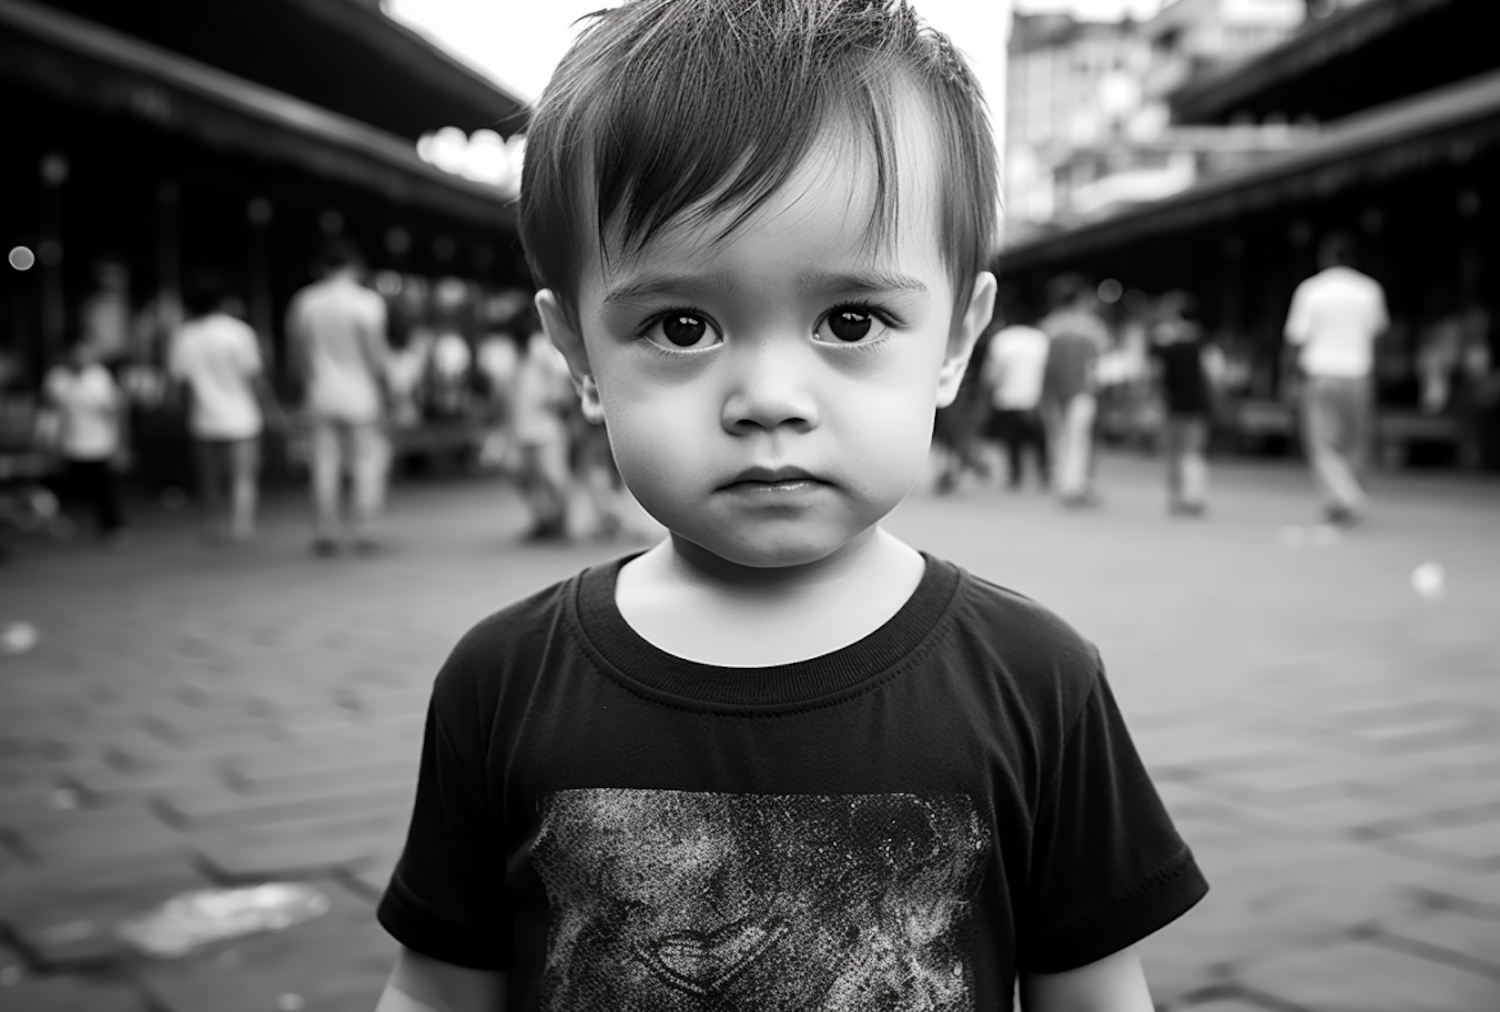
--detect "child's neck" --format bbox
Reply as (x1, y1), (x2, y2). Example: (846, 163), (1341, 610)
(615, 527), (925, 668)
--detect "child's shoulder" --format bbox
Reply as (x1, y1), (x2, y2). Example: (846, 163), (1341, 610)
(438, 569), (579, 665)
(943, 559), (1103, 706)
(429, 567), (587, 701)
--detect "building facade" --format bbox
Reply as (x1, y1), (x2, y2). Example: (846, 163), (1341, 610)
(1, 0), (531, 482)
(1006, 0), (1305, 235)
(995, 0), (1500, 471)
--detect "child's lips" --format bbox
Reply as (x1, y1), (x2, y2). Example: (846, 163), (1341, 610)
(726, 479), (823, 493)
(718, 467), (831, 498)
(724, 466), (823, 487)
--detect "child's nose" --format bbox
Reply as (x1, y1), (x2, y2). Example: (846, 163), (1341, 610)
(720, 343), (820, 435)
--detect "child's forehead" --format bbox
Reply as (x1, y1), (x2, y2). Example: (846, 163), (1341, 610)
(590, 106), (945, 281)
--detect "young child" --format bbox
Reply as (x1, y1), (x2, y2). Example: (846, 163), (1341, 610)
(44, 338), (128, 544)
(375, 3), (1206, 1011)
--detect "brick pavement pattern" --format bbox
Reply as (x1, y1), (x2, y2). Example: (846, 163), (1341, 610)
(1, 455), (1498, 1011)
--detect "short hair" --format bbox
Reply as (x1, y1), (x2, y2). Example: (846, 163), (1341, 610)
(1317, 232), (1354, 270)
(321, 237), (365, 273)
(182, 269), (230, 317)
(519, 0), (998, 326)
(1045, 273), (1091, 311)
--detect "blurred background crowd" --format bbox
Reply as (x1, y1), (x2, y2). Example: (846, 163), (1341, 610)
(1, 0), (1497, 556)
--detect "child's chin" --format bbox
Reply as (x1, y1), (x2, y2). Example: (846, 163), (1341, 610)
(693, 532), (858, 570)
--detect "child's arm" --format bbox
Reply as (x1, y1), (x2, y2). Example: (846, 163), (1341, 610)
(374, 946), (507, 1012)
(1020, 947), (1154, 1012)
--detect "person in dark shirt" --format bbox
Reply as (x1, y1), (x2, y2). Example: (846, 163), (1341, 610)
(373, 4), (1208, 1011)
(1149, 291), (1215, 516)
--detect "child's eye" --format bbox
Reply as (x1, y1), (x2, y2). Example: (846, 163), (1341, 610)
(641, 311), (721, 351)
(814, 305), (891, 345)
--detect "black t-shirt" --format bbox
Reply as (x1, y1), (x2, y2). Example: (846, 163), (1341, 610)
(378, 553), (1207, 1010)
(1152, 331), (1213, 417)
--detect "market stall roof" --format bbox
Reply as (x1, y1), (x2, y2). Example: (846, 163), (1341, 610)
(1169, 0), (1488, 126)
(0, 0), (515, 229)
(997, 67), (1500, 273)
(29, 0), (528, 140)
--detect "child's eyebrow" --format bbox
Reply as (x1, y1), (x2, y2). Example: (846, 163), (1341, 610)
(601, 268), (929, 307)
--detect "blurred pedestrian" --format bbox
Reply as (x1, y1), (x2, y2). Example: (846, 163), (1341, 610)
(570, 407), (631, 541)
(982, 313), (1050, 491)
(385, 322), (430, 434)
(1039, 275), (1109, 508)
(285, 238), (392, 556)
(1149, 291), (1213, 517)
(474, 329), (520, 472)
(43, 337), (127, 545)
(931, 342), (992, 494)
(168, 271), (280, 542)
(1284, 233), (1388, 527)
(511, 324), (574, 541)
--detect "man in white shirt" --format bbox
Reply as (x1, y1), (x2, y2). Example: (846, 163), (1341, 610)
(170, 273), (276, 542)
(285, 239), (391, 555)
(1284, 234), (1389, 526)
(981, 319), (1051, 490)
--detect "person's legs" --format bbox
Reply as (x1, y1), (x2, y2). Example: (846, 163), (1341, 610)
(1301, 378), (1366, 520)
(581, 429), (625, 538)
(1057, 394), (1097, 502)
(308, 419), (344, 547)
(194, 439), (228, 540)
(96, 461), (125, 537)
(1026, 409), (1051, 488)
(71, 459), (124, 538)
(1041, 401), (1067, 495)
(349, 422), (391, 546)
(1163, 416), (1186, 505)
(1178, 415), (1209, 512)
(537, 438), (572, 536)
(995, 410), (1024, 487)
(1345, 376), (1375, 487)
(227, 437), (261, 540)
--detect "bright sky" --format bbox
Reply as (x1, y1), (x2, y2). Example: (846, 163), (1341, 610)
(387, 0), (1166, 105)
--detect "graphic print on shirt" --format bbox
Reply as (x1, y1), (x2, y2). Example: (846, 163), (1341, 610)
(532, 789), (990, 1011)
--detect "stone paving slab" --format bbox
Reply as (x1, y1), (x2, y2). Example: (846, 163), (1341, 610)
(0, 973), (150, 1012)
(135, 879), (394, 1012)
(2, 854), (214, 968)
(1237, 936), (1500, 1012)
(1, 457), (1498, 1011)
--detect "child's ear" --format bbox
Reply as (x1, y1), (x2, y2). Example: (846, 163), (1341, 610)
(935, 271), (997, 408)
(535, 289), (605, 424)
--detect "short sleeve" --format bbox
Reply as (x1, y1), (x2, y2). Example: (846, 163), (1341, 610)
(166, 330), (189, 380)
(1285, 281), (1310, 344)
(43, 368), (66, 403)
(1019, 668), (1207, 973)
(377, 677), (512, 970)
(1371, 284), (1390, 336)
(236, 323), (263, 375)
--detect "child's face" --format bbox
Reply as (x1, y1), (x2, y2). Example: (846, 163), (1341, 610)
(541, 109), (994, 569)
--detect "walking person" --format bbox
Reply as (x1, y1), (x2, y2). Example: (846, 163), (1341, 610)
(982, 312), (1051, 490)
(43, 338), (127, 545)
(930, 341), (992, 494)
(168, 272), (279, 542)
(1284, 233), (1388, 527)
(1149, 291), (1214, 517)
(285, 238), (392, 556)
(511, 325), (574, 542)
(1039, 275), (1109, 508)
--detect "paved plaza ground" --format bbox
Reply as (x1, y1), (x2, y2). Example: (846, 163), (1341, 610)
(1, 451), (1498, 1012)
